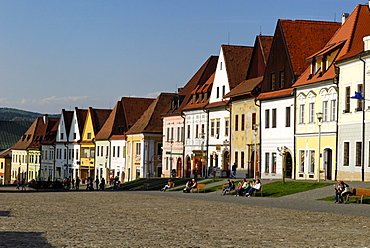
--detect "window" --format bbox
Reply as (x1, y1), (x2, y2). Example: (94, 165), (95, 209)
(280, 71), (285, 88)
(106, 146), (109, 157)
(210, 120), (215, 136)
(157, 143), (162, 155)
(272, 153), (276, 173)
(117, 146), (120, 157)
(177, 127), (181, 142)
(195, 124), (199, 138)
(201, 124), (205, 135)
(285, 107), (291, 127)
(61, 133), (64, 140)
(136, 143), (141, 155)
(357, 84), (363, 111)
(356, 142), (362, 167)
(299, 105), (305, 124)
(241, 114), (245, 131)
(265, 153), (270, 173)
(97, 146), (100, 156)
(252, 113), (256, 129)
(241, 152), (245, 168)
(166, 127), (170, 142)
(272, 109), (276, 128)
(343, 142), (349, 166)
(113, 146), (116, 157)
(75, 149), (79, 160)
(220, 62), (222, 70)
(225, 118), (229, 136)
(64, 149), (67, 160)
(234, 152), (238, 166)
(235, 115), (239, 131)
(217, 87), (220, 98)
(171, 127), (174, 141)
(299, 150), (305, 172)
(309, 150), (315, 173)
(309, 102), (315, 123)
(74, 133), (76, 139)
(322, 101), (328, 122)
(222, 85), (225, 97)
(330, 99), (336, 121)
(216, 119), (220, 137)
(68, 148), (72, 160)
(101, 146), (103, 157)
(271, 73), (275, 90)
(265, 109), (270, 128)
(87, 133), (91, 139)
(187, 125), (190, 139)
(345, 86), (350, 112)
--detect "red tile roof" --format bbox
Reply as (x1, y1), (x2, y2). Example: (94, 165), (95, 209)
(89, 108), (112, 135)
(126, 93), (177, 135)
(223, 76), (263, 98)
(280, 19), (341, 77)
(95, 97), (155, 140)
(257, 88), (294, 100)
(182, 72), (214, 111)
(222, 45), (253, 88)
(294, 5), (370, 87)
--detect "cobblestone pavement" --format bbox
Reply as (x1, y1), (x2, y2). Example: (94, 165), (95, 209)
(1, 189), (370, 248)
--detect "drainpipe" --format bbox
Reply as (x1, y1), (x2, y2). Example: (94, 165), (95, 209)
(334, 65), (340, 181)
(180, 111), (186, 178)
(360, 56), (366, 182)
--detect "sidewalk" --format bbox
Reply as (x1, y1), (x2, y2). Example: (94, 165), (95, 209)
(132, 179), (370, 218)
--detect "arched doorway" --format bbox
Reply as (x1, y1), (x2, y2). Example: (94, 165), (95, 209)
(186, 156), (191, 178)
(223, 151), (230, 171)
(324, 148), (333, 180)
(176, 158), (182, 177)
(284, 152), (292, 179)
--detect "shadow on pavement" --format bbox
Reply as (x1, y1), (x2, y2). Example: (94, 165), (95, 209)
(0, 231), (54, 247)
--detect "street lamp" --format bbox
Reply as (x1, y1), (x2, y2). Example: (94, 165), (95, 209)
(253, 124), (258, 179)
(316, 112), (323, 182)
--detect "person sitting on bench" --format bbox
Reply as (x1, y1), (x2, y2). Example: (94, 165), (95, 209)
(245, 179), (261, 197)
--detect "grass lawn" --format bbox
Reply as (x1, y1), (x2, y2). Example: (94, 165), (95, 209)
(204, 181), (333, 196)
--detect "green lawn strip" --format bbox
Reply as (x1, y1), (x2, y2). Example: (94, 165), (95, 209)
(318, 187), (370, 204)
(204, 181), (332, 196)
(260, 181), (333, 197)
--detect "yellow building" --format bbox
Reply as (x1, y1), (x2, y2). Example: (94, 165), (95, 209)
(125, 93), (176, 181)
(224, 77), (262, 178)
(79, 107), (111, 179)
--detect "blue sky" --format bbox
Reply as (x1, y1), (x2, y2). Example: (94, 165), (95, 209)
(0, 0), (363, 114)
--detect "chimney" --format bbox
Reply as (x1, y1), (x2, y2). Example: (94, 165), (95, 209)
(43, 114), (48, 124)
(364, 35), (370, 52)
(342, 13), (349, 24)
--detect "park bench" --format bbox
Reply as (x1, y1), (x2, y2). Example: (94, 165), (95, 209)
(192, 183), (205, 193)
(345, 188), (370, 204)
(221, 184), (235, 195)
(252, 185), (263, 197)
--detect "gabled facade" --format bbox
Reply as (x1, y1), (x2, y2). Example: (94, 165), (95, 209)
(40, 117), (60, 180)
(225, 35), (273, 178)
(182, 74), (214, 178)
(126, 93), (175, 180)
(79, 108), (111, 179)
(0, 148), (11, 184)
(11, 115), (59, 182)
(258, 19), (341, 179)
(293, 5), (370, 181)
(162, 55), (218, 178)
(206, 45), (253, 177)
(54, 109), (73, 179)
(335, 4), (370, 181)
(95, 97), (154, 182)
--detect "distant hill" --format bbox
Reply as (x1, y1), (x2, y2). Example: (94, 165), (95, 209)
(0, 108), (60, 122)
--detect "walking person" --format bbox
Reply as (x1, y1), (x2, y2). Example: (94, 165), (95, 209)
(100, 177), (105, 190)
(95, 176), (100, 191)
(231, 162), (237, 178)
(21, 178), (26, 191)
(76, 176), (80, 190)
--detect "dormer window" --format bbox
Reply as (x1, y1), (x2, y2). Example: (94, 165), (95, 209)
(322, 57), (327, 73)
(192, 94), (196, 104)
(311, 58), (316, 75)
(199, 93), (202, 103)
(204, 92), (208, 101)
(271, 73), (276, 90)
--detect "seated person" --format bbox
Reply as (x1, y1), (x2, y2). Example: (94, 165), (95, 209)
(183, 180), (193, 193)
(245, 179), (261, 197)
(185, 179), (197, 193)
(161, 179), (174, 192)
(235, 179), (250, 197)
(222, 179), (235, 195)
(334, 181), (351, 203)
